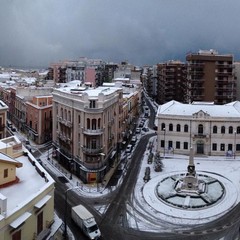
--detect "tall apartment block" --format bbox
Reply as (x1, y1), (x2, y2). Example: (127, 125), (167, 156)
(103, 63), (118, 82)
(47, 58), (106, 86)
(156, 61), (187, 104)
(141, 66), (158, 101)
(234, 61), (240, 100)
(52, 82), (124, 184)
(186, 50), (236, 104)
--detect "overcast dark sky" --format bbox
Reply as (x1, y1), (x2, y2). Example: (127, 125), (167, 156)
(0, 0), (240, 68)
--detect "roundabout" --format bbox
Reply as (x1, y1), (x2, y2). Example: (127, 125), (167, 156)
(142, 148), (239, 225)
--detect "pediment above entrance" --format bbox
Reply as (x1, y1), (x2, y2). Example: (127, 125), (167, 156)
(192, 110), (210, 119)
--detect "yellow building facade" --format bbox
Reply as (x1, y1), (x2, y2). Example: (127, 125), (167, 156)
(0, 136), (55, 240)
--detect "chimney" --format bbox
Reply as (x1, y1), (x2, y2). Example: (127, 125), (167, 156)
(0, 193), (7, 216)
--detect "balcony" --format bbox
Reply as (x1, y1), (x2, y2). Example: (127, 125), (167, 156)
(82, 146), (103, 155)
(216, 78), (235, 83)
(193, 133), (209, 139)
(194, 134), (206, 138)
(57, 117), (72, 128)
(57, 132), (71, 143)
(216, 63), (233, 67)
(83, 106), (103, 113)
(190, 78), (205, 82)
(82, 128), (103, 135)
(191, 85), (204, 90)
(216, 72), (231, 76)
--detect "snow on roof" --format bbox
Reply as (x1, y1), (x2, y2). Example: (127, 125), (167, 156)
(0, 73), (11, 79)
(157, 100), (240, 118)
(19, 77), (36, 83)
(57, 81), (121, 97)
(113, 77), (130, 81)
(9, 212), (32, 228)
(0, 152), (54, 216)
(0, 153), (22, 167)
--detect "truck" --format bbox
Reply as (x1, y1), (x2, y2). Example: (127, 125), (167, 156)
(71, 204), (101, 240)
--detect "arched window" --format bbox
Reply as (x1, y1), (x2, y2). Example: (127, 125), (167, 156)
(221, 126), (225, 134)
(61, 108), (63, 118)
(213, 126), (217, 134)
(92, 119), (97, 130)
(198, 124), (203, 134)
(229, 126), (233, 134)
(98, 118), (101, 128)
(237, 126), (240, 134)
(184, 124), (188, 132)
(176, 124), (181, 132)
(87, 118), (90, 129)
(64, 109), (67, 120)
(169, 123), (173, 131)
(68, 110), (71, 122)
(161, 123), (165, 130)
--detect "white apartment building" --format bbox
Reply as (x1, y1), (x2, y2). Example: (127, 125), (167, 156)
(52, 81), (123, 184)
(156, 100), (240, 157)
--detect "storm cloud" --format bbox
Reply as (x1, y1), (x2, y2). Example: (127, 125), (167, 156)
(0, 0), (240, 68)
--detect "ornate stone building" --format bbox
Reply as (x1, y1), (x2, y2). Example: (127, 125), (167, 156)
(157, 100), (240, 157)
(52, 81), (124, 183)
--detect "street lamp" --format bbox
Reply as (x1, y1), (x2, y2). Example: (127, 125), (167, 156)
(63, 186), (79, 239)
(47, 146), (50, 160)
(69, 161), (73, 180)
(234, 131), (236, 159)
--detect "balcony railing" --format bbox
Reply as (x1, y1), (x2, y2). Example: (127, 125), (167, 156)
(193, 133), (208, 138)
(82, 146), (103, 155)
(82, 128), (103, 135)
(57, 116), (72, 127)
(57, 132), (71, 143)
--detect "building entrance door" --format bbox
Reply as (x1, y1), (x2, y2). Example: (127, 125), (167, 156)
(197, 141), (204, 154)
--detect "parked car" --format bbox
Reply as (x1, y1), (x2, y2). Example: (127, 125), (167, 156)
(126, 144), (133, 153)
(131, 136), (137, 145)
(11, 127), (16, 132)
(142, 127), (149, 132)
(144, 112), (149, 118)
(136, 128), (141, 134)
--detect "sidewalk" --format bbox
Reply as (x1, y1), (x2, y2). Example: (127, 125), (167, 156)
(39, 147), (122, 197)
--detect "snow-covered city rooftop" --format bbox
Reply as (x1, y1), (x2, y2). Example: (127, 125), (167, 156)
(0, 149), (54, 217)
(157, 100), (240, 118)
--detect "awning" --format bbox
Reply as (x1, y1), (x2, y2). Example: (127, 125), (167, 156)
(34, 195), (51, 209)
(10, 212), (31, 228)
